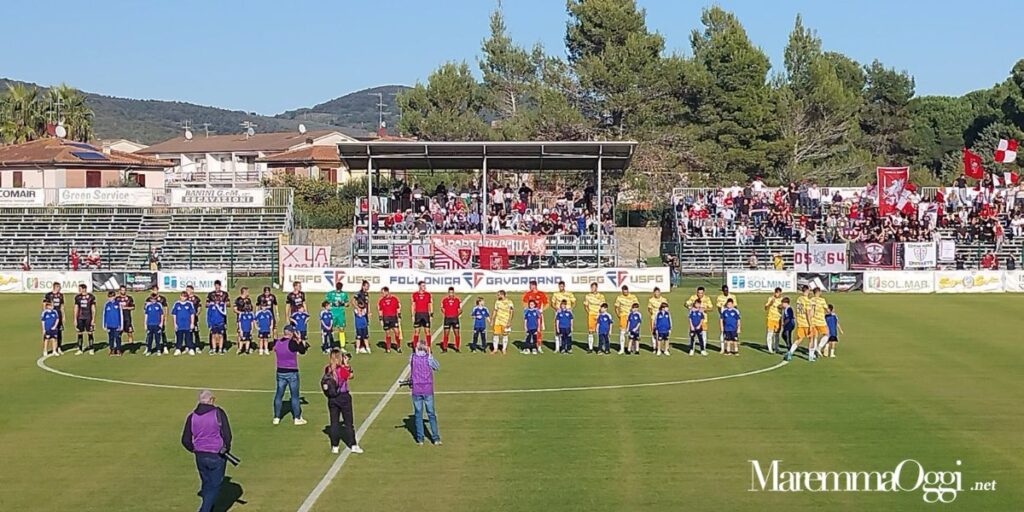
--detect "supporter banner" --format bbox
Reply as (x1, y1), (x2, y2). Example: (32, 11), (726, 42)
(797, 272), (863, 292)
(0, 188), (45, 206)
(726, 271), (797, 293)
(1003, 271), (1024, 292)
(283, 267), (670, 293)
(863, 271), (934, 293)
(431, 235), (545, 256)
(169, 188), (266, 207)
(158, 270), (227, 292)
(391, 244), (432, 269)
(479, 246), (509, 270)
(432, 245), (470, 270)
(876, 166), (909, 216)
(849, 242), (900, 270)
(57, 188), (154, 207)
(280, 245), (331, 269)
(903, 242), (937, 269)
(939, 240), (956, 262)
(0, 271), (23, 293)
(792, 243), (847, 272)
(934, 270), (1004, 294)
(22, 271), (93, 293)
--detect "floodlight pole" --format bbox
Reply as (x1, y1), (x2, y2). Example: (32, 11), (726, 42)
(596, 149), (603, 265)
(481, 155), (488, 243)
(367, 156), (374, 267)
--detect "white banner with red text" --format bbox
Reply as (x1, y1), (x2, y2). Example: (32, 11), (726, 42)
(430, 234), (545, 256)
(792, 243), (847, 272)
(282, 267), (670, 293)
(279, 244), (331, 280)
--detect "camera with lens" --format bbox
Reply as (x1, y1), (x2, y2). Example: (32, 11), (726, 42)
(398, 379), (413, 388)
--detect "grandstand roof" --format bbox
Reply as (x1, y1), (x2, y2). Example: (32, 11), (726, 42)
(336, 141), (637, 171)
(139, 130), (346, 155)
(0, 138), (171, 169)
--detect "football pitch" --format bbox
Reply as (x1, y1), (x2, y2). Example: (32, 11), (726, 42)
(1, 279), (1021, 511)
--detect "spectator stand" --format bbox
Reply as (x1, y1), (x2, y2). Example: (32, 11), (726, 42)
(338, 141), (636, 268)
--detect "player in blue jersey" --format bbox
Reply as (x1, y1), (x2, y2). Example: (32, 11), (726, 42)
(290, 303), (310, 343)
(41, 301), (60, 357)
(688, 302), (707, 356)
(554, 300), (574, 354)
(255, 303), (274, 355)
(102, 291), (124, 356)
(319, 301), (336, 354)
(144, 298), (164, 356)
(237, 306), (255, 355)
(171, 292), (196, 355)
(596, 304), (613, 355)
(654, 303), (672, 356)
(626, 303), (642, 355)
(522, 300), (541, 354)
(353, 301), (371, 354)
(206, 300), (227, 355)
(824, 304), (844, 358)
(780, 297), (795, 353)
(720, 298), (741, 356)
(469, 298), (490, 353)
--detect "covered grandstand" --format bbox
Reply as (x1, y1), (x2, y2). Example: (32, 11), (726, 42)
(336, 140), (637, 268)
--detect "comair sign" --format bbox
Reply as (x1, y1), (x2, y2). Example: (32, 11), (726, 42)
(0, 188), (45, 206)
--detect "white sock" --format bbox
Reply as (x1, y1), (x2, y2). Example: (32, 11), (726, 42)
(588, 334), (593, 350)
(618, 332), (625, 351)
(766, 332), (774, 351)
(502, 336), (508, 350)
(492, 335), (498, 351)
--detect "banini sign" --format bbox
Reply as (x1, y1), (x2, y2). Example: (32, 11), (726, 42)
(169, 188), (266, 207)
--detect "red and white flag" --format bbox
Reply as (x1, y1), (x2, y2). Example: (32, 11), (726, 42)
(995, 139), (1018, 163)
(963, 148), (984, 179)
(876, 166), (909, 216)
(993, 172), (1020, 187)
(433, 245), (472, 269)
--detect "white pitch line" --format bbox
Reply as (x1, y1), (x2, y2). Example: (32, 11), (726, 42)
(294, 294), (473, 512)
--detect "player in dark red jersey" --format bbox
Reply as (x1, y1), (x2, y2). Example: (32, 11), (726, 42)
(377, 287), (401, 353)
(116, 286), (136, 349)
(286, 281), (306, 317)
(440, 287), (462, 353)
(73, 284), (97, 355)
(410, 281), (433, 349)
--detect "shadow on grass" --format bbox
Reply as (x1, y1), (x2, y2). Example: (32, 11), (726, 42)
(397, 414), (437, 444)
(213, 476), (245, 511)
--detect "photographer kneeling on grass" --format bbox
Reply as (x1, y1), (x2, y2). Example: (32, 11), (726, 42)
(181, 389), (232, 512)
(321, 349), (363, 454)
(407, 340), (441, 445)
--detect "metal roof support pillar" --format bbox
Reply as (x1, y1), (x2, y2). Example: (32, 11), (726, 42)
(366, 156), (374, 267)
(596, 151), (603, 266)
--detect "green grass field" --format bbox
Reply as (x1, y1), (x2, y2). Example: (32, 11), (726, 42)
(1, 279), (1021, 511)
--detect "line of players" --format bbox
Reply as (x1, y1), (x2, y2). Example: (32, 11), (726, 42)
(39, 278), (844, 360)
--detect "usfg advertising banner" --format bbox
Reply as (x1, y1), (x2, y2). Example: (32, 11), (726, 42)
(283, 267), (670, 293)
(934, 270), (1004, 294)
(863, 271), (934, 293)
(158, 270), (227, 292)
(725, 271), (797, 292)
(22, 271), (93, 292)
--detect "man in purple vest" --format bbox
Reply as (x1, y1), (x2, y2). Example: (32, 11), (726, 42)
(409, 340), (441, 445)
(181, 389), (232, 512)
(273, 325), (308, 425)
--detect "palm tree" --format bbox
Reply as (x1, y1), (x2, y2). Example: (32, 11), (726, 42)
(0, 83), (44, 143)
(48, 84), (94, 142)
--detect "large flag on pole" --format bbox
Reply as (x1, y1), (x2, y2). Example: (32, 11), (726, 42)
(877, 166), (909, 216)
(962, 148), (984, 179)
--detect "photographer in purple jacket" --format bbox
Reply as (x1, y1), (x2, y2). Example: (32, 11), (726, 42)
(181, 389), (232, 512)
(408, 340), (441, 445)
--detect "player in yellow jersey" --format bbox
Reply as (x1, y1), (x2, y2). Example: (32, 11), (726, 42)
(582, 282), (605, 353)
(491, 290), (514, 354)
(785, 285), (815, 361)
(613, 285), (639, 354)
(764, 287), (783, 353)
(550, 281), (576, 352)
(714, 285), (738, 354)
(646, 287), (669, 353)
(811, 287), (829, 358)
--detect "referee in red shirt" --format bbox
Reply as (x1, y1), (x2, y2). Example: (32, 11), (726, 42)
(410, 281), (433, 350)
(440, 287), (462, 352)
(377, 288), (401, 353)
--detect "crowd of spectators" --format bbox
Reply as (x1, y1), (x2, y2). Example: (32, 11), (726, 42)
(366, 179), (614, 238)
(673, 175), (1024, 248)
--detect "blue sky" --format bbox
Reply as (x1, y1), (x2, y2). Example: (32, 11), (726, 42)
(3, 0), (1019, 114)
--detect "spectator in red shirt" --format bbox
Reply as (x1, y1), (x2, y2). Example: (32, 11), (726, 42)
(440, 287), (462, 352)
(980, 252), (997, 270)
(411, 282), (433, 350)
(69, 249), (80, 271)
(377, 287), (401, 353)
